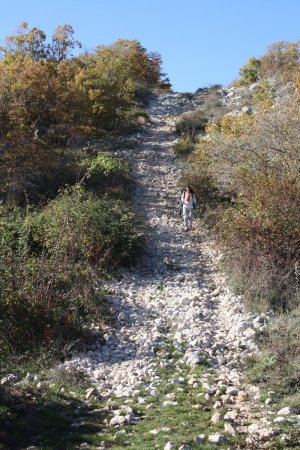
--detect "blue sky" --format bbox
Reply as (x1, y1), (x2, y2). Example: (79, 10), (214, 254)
(0, 0), (299, 92)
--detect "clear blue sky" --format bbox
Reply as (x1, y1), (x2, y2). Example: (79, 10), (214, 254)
(0, 0), (299, 92)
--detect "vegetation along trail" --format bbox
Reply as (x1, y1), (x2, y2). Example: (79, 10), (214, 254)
(59, 92), (286, 449)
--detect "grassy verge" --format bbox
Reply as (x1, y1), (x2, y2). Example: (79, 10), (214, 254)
(0, 353), (245, 449)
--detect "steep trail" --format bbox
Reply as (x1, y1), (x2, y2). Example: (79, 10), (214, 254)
(63, 92), (277, 448)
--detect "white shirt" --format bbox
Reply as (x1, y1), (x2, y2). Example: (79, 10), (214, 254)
(181, 191), (196, 209)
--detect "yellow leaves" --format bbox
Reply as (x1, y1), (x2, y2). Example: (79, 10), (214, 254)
(218, 112), (254, 137)
(87, 88), (103, 101)
(253, 80), (275, 110)
(201, 113), (255, 140)
(260, 40), (300, 80)
(205, 121), (219, 135)
(194, 148), (206, 159)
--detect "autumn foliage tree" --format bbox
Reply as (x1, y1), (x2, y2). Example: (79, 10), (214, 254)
(0, 24), (155, 357)
(0, 23), (169, 203)
(260, 40), (300, 79)
(0, 24), (168, 139)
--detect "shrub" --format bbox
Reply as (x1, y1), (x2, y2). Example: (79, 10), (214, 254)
(176, 110), (208, 139)
(253, 79), (276, 109)
(124, 108), (150, 123)
(82, 152), (129, 177)
(80, 152), (132, 198)
(119, 108), (150, 134)
(260, 40), (300, 80)
(247, 314), (300, 398)
(239, 57), (261, 85)
(173, 137), (194, 157)
(31, 188), (144, 266)
(201, 91), (224, 120)
(217, 174), (300, 311)
(0, 189), (144, 356)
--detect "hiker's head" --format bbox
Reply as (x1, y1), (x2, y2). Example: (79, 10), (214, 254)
(185, 186), (192, 192)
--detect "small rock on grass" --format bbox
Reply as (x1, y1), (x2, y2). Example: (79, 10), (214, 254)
(164, 443), (174, 450)
(277, 407), (292, 416)
(194, 434), (205, 443)
(208, 434), (226, 444)
(149, 429), (159, 434)
(224, 422), (236, 435)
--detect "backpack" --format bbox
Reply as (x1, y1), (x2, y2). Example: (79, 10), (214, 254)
(179, 188), (196, 211)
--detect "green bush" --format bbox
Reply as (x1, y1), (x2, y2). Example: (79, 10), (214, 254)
(82, 152), (129, 177)
(80, 152), (132, 198)
(173, 137), (194, 157)
(31, 188), (144, 266)
(247, 314), (300, 398)
(0, 189), (144, 356)
(239, 57), (261, 85)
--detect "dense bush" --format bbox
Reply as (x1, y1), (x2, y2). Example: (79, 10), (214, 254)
(80, 152), (132, 198)
(247, 314), (300, 397)
(31, 188), (144, 266)
(238, 57), (261, 85)
(260, 40), (300, 80)
(0, 189), (144, 356)
(0, 144), (81, 205)
(173, 137), (195, 157)
(175, 109), (208, 140)
(216, 173), (300, 311)
(183, 71), (300, 310)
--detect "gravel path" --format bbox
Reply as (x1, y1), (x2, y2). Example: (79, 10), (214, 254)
(62, 92), (280, 447)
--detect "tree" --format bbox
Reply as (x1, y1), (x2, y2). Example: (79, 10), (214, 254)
(0, 22), (47, 61)
(260, 40), (300, 79)
(49, 24), (81, 62)
(239, 57), (261, 84)
(110, 39), (167, 88)
(80, 47), (135, 129)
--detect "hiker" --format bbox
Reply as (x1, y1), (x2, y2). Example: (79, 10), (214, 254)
(180, 186), (196, 231)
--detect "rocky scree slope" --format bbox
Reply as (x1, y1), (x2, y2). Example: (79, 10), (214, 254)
(60, 91), (289, 448)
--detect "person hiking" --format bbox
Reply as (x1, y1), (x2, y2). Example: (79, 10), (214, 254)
(180, 186), (196, 231)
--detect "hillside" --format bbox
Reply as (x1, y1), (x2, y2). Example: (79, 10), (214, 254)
(0, 31), (300, 449)
(0, 91), (298, 449)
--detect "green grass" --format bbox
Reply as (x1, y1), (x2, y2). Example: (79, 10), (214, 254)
(0, 360), (245, 450)
(4, 337), (298, 449)
(95, 363), (242, 450)
(269, 422), (300, 449)
(4, 343), (299, 449)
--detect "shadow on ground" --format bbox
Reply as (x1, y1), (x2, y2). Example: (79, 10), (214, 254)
(0, 384), (104, 450)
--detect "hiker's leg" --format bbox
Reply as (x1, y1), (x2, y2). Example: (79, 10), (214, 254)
(183, 207), (189, 230)
(188, 208), (193, 229)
